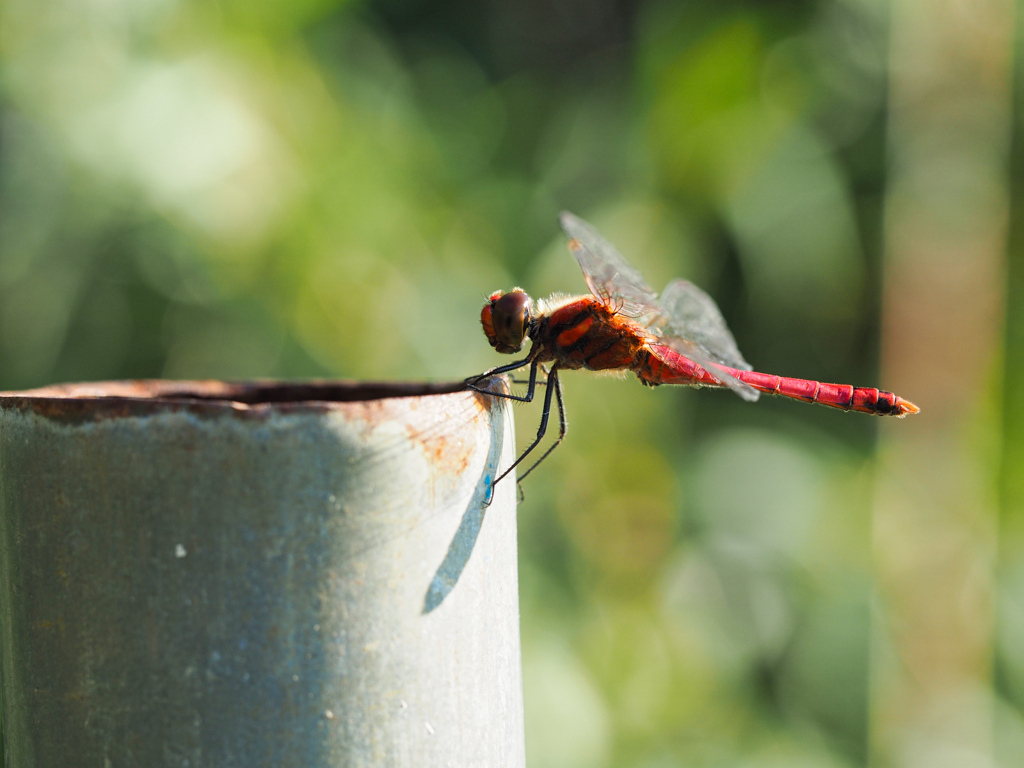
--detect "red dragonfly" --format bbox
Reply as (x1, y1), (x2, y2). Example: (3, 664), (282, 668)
(466, 211), (919, 488)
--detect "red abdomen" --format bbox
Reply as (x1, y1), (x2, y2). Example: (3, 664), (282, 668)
(639, 345), (919, 417)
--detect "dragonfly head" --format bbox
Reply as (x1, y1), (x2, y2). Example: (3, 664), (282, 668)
(481, 289), (532, 354)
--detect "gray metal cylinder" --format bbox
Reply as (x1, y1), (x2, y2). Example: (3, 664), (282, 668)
(0, 380), (523, 767)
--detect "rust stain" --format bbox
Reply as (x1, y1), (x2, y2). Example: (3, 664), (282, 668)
(403, 389), (493, 476)
(417, 431), (451, 464)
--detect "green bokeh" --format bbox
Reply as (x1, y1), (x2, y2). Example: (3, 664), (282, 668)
(1, 0), (1020, 765)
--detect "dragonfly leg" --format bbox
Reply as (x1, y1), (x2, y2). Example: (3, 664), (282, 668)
(489, 366), (561, 492)
(509, 364), (550, 387)
(465, 357), (539, 404)
(516, 370), (565, 483)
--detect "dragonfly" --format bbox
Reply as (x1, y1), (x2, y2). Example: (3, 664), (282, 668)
(465, 211), (919, 490)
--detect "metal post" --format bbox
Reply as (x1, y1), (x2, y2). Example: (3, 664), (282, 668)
(0, 380), (523, 767)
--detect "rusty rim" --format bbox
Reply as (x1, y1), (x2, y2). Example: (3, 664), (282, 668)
(0, 379), (492, 421)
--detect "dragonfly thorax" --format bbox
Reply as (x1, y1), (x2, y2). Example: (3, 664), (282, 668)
(481, 289), (534, 354)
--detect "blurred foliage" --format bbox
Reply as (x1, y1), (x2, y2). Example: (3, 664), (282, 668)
(0, 0), (1019, 765)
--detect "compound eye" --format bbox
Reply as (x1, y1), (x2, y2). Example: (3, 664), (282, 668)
(491, 291), (531, 353)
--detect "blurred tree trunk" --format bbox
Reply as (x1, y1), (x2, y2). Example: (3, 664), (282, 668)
(997, 0), (1024, 754)
(873, 0), (1013, 765)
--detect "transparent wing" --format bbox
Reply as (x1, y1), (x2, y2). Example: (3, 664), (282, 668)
(656, 279), (753, 371)
(558, 212), (759, 402)
(559, 211), (659, 317)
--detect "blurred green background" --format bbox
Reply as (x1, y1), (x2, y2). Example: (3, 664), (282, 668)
(2, 0), (1020, 765)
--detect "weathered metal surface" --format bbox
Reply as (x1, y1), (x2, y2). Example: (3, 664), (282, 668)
(0, 380), (522, 767)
